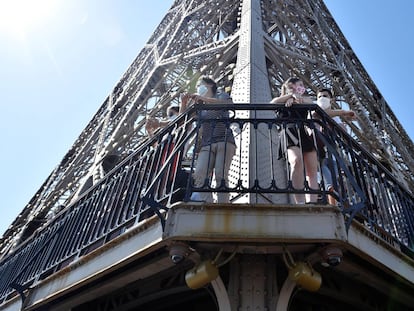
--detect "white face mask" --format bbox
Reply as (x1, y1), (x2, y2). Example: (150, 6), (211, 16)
(317, 97), (331, 110)
(197, 84), (208, 96)
(168, 114), (177, 121)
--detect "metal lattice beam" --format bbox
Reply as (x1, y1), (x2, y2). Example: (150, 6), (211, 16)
(1, 0), (413, 260)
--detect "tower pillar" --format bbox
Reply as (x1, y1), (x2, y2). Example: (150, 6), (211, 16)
(227, 254), (282, 311)
(230, 0), (288, 204)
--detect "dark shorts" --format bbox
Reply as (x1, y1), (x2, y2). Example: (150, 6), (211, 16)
(278, 125), (316, 159)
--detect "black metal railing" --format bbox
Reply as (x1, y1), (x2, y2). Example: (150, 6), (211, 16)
(0, 103), (413, 304)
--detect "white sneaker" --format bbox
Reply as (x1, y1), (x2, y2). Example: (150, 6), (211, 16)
(190, 192), (203, 201)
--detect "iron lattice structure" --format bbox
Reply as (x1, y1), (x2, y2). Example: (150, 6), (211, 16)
(1, 0), (414, 257)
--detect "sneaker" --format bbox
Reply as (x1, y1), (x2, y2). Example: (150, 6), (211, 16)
(190, 192), (205, 202)
(327, 187), (338, 206)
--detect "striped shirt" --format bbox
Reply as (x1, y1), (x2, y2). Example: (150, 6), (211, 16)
(199, 92), (235, 147)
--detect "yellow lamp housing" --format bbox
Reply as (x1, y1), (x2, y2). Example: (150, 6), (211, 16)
(185, 260), (219, 289)
(288, 261), (322, 292)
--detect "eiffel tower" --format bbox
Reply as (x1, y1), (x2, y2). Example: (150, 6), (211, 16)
(1, 0), (413, 310)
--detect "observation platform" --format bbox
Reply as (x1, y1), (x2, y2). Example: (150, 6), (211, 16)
(1, 104), (413, 310)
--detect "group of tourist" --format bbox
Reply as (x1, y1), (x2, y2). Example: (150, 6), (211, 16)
(145, 75), (357, 205)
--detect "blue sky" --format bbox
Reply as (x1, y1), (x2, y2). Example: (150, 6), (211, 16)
(0, 0), (413, 236)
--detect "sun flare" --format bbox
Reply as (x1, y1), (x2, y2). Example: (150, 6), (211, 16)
(0, 0), (59, 40)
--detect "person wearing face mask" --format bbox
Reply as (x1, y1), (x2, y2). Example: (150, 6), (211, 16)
(167, 105), (180, 121)
(144, 103), (191, 202)
(316, 89), (356, 121)
(145, 104), (181, 137)
(314, 88), (357, 205)
(271, 77), (319, 204)
(183, 76), (236, 203)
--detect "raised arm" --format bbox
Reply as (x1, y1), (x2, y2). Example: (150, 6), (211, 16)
(326, 109), (356, 120)
(270, 93), (293, 103)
